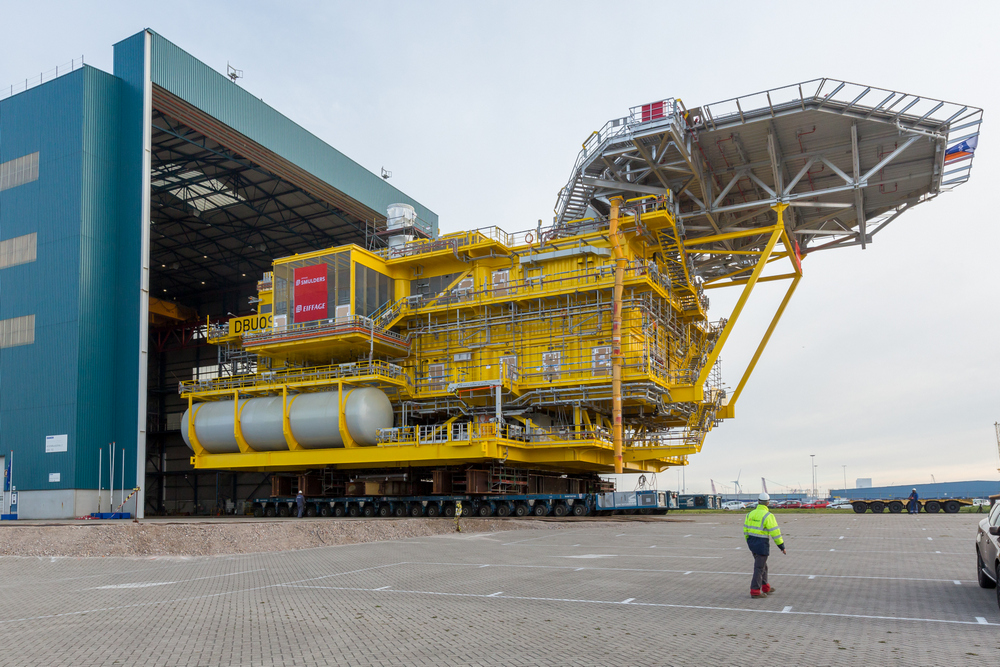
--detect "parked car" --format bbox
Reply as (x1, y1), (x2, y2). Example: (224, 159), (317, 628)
(828, 501), (853, 510)
(976, 501), (1000, 608)
(722, 501), (747, 511)
(782, 500), (802, 509)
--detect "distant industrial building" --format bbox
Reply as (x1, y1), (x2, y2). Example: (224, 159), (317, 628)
(829, 481), (1000, 501)
(856, 478), (872, 488)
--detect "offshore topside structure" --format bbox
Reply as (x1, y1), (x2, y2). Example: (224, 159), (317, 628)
(0, 30), (982, 517)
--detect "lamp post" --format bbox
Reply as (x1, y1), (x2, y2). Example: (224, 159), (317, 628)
(810, 454), (816, 500)
(842, 465), (847, 490)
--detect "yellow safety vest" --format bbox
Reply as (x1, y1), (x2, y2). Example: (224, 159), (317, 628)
(743, 504), (784, 546)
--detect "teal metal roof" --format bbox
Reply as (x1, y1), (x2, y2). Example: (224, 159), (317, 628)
(142, 30), (437, 235)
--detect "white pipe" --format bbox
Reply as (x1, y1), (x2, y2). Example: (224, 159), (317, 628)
(97, 448), (102, 515)
(109, 443), (114, 517)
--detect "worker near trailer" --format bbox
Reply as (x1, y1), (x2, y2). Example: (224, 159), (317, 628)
(743, 492), (786, 599)
(908, 488), (919, 514)
(296, 490), (305, 518)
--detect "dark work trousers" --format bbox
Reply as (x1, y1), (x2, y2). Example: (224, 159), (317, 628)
(297, 499), (304, 518)
(751, 553), (769, 591)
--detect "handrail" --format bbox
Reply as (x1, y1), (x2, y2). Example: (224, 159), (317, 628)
(179, 359), (410, 395)
(241, 315), (408, 347)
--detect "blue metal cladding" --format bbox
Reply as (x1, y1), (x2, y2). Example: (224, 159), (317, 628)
(146, 31), (439, 235)
(77, 66), (129, 491)
(0, 71), (85, 490)
(828, 480), (1000, 500)
(109, 31), (147, 493)
(0, 65), (134, 492)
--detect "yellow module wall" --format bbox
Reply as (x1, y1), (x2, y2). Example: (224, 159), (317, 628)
(186, 198), (788, 474)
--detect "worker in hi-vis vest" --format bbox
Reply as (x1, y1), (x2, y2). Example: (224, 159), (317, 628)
(743, 492), (786, 598)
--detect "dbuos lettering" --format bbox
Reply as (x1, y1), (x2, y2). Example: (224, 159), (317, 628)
(232, 314), (273, 334)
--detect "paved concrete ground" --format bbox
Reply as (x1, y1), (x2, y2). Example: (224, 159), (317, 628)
(0, 513), (996, 666)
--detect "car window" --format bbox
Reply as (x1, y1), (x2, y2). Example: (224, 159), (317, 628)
(989, 503), (1000, 527)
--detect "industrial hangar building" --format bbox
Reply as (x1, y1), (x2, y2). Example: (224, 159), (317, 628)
(0, 29), (435, 518)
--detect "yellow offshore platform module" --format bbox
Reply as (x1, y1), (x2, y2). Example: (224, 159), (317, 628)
(180, 79), (980, 482)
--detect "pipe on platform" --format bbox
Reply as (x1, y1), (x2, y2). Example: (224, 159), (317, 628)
(609, 197), (626, 474)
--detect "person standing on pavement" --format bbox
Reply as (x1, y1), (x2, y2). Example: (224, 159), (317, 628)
(296, 490), (305, 518)
(743, 492), (786, 599)
(908, 488), (919, 514)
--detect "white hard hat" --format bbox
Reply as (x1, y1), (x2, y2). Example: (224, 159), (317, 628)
(758, 492), (770, 502)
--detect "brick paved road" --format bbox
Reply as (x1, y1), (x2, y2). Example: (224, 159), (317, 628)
(0, 513), (996, 666)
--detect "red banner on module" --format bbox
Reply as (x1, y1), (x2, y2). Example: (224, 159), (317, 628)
(293, 264), (328, 321)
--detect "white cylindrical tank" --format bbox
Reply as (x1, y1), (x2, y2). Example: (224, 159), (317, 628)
(386, 203), (417, 230)
(181, 387), (393, 454)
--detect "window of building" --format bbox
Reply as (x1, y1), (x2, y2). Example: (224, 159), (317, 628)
(0, 233), (36, 269)
(0, 314), (35, 348)
(191, 364), (220, 381)
(354, 263), (394, 318)
(0, 152), (40, 192)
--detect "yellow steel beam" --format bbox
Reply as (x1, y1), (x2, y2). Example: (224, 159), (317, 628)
(609, 196), (626, 475)
(696, 220), (784, 388)
(233, 391), (253, 453)
(702, 272), (798, 290)
(186, 396), (207, 457)
(683, 226), (779, 247)
(282, 386), (303, 451)
(717, 274), (801, 419)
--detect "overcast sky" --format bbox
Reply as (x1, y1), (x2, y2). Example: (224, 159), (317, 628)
(3, 0), (997, 496)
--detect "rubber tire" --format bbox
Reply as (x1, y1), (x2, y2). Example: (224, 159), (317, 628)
(444, 505), (456, 518)
(533, 504), (548, 516)
(264, 506), (276, 517)
(496, 504), (511, 517)
(333, 505), (345, 517)
(888, 501), (903, 513)
(347, 505), (360, 517)
(978, 549), (996, 588)
(995, 563), (1000, 611)
(363, 505), (375, 517)
(852, 502), (867, 514)
(253, 506), (264, 518)
(478, 504), (493, 517)
(870, 501), (885, 514)
(427, 504), (440, 517)
(514, 504), (528, 517)
(319, 505), (331, 517)
(306, 506), (318, 517)
(572, 503), (587, 516)
(394, 505), (406, 517)
(277, 505), (290, 517)
(944, 501), (960, 514)
(410, 504), (423, 517)
(553, 504), (568, 517)
(378, 505), (391, 517)
(925, 501), (941, 514)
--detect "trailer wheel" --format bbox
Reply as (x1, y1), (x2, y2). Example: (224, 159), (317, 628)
(977, 549), (996, 589)
(333, 504), (345, 517)
(319, 505), (331, 517)
(572, 503), (588, 516)
(376, 505), (390, 517)
(306, 506), (317, 517)
(552, 503), (568, 517)
(514, 503), (529, 517)
(277, 505), (290, 517)
(347, 505), (360, 517)
(925, 501), (941, 513)
(870, 501), (885, 513)
(533, 503), (548, 516)
(461, 504), (473, 517)
(409, 504), (423, 517)
(253, 506), (264, 518)
(427, 504), (441, 517)
(852, 502), (867, 514)
(944, 501), (960, 514)
(496, 504), (511, 517)
(393, 505), (406, 517)
(888, 501), (903, 513)
(362, 505), (375, 517)
(478, 504), (493, 517)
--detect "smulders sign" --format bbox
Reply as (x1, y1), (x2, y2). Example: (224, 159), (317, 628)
(293, 264), (328, 321)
